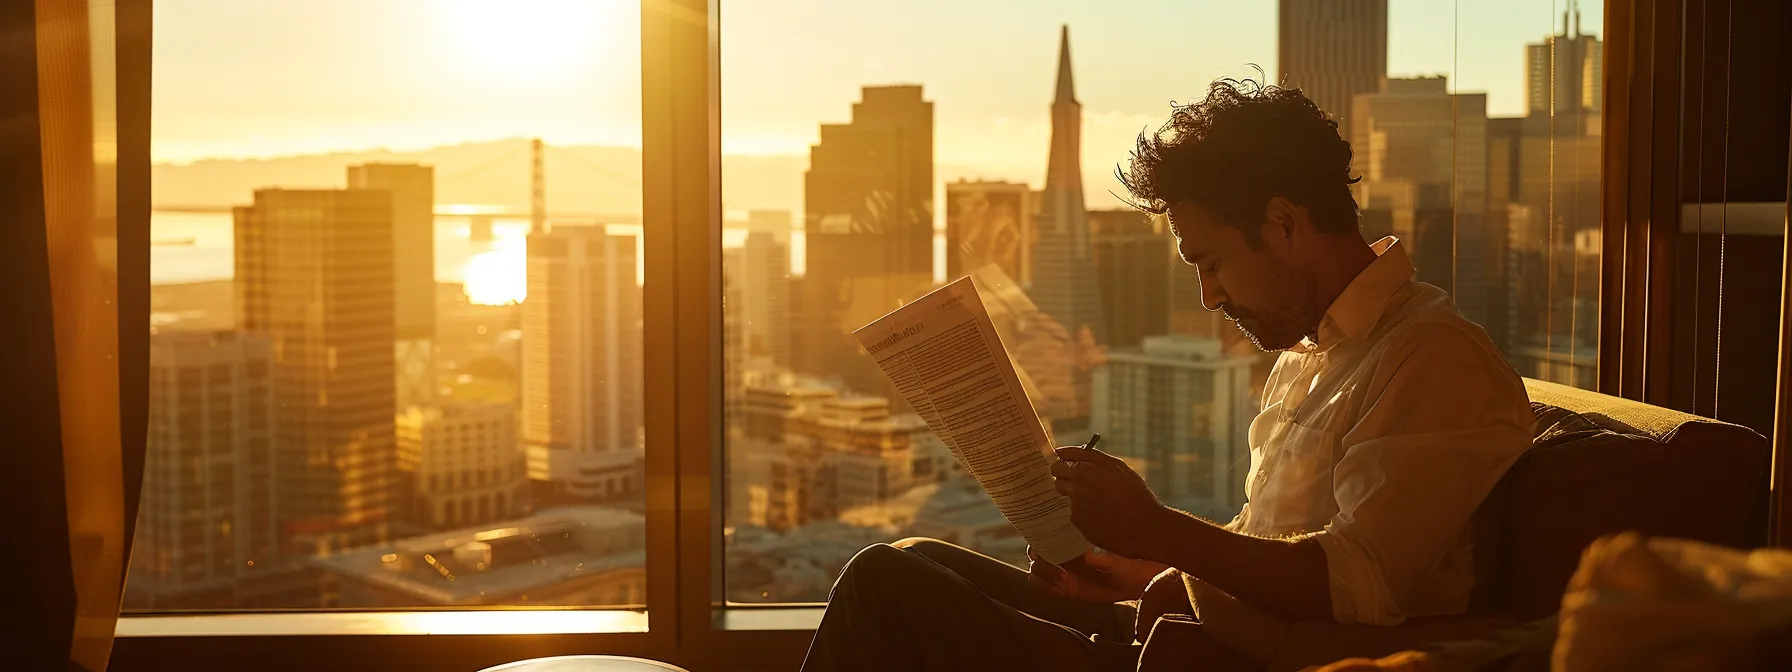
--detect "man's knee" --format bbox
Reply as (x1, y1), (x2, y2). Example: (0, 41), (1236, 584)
(892, 536), (951, 554)
(839, 542), (926, 583)
(829, 543), (932, 605)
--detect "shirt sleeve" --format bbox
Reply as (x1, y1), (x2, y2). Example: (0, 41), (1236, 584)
(1314, 321), (1533, 625)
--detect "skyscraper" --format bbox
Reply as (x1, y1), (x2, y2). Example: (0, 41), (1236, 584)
(347, 163), (437, 411)
(946, 179), (1034, 285)
(521, 225), (643, 502)
(735, 230), (792, 366)
(1350, 76), (1490, 328)
(125, 331), (277, 609)
(797, 85), (934, 397)
(1526, 0), (1603, 137)
(1031, 26), (1108, 347)
(1087, 209), (1172, 349)
(1511, 8), (1603, 385)
(235, 189), (397, 542)
(1091, 336), (1255, 517)
(1278, 0), (1388, 133)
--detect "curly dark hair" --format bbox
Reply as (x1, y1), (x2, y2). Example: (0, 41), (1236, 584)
(1117, 76), (1361, 240)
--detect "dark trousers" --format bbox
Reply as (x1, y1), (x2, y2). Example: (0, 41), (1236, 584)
(800, 538), (1143, 672)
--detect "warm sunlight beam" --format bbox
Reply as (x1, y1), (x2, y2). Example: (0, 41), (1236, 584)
(462, 237), (527, 306)
(438, 0), (615, 80)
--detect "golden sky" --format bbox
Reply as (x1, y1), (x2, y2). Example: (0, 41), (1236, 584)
(154, 0), (1600, 191)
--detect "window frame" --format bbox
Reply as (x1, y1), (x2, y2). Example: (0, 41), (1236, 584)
(109, 0), (1789, 668)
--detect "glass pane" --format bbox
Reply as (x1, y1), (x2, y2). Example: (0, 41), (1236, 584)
(1454, 0), (1604, 389)
(720, 0), (1603, 603)
(129, 0), (646, 611)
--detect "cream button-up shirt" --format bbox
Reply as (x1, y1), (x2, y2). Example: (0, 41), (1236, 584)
(1225, 236), (1533, 626)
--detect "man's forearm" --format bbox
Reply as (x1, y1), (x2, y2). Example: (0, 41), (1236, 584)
(1145, 507), (1334, 622)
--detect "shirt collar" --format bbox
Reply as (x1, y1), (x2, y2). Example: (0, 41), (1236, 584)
(1298, 236), (1414, 353)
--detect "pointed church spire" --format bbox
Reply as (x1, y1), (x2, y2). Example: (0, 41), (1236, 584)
(1055, 24), (1076, 104)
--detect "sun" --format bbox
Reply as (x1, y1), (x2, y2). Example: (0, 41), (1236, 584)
(438, 0), (616, 79)
(462, 238), (528, 306)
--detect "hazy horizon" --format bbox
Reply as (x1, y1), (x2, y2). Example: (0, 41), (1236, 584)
(155, 0), (1602, 196)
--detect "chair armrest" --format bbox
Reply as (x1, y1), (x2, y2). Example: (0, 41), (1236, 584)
(1263, 614), (1516, 672)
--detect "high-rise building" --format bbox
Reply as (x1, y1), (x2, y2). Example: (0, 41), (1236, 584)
(1087, 209), (1172, 349)
(734, 230), (792, 367)
(1278, 0), (1388, 134)
(945, 179), (1034, 285)
(1350, 76), (1492, 329)
(1091, 336), (1255, 517)
(235, 189), (397, 541)
(396, 403), (528, 530)
(125, 331), (277, 609)
(1508, 9), (1602, 383)
(1483, 116), (1525, 355)
(796, 85), (934, 398)
(1526, 1), (1603, 137)
(1031, 26), (1108, 347)
(521, 225), (643, 502)
(347, 164), (437, 411)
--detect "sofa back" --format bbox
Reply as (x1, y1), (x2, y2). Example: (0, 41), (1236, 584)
(1468, 379), (1770, 620)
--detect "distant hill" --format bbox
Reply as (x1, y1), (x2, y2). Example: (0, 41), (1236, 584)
(152, 138), (809, 218)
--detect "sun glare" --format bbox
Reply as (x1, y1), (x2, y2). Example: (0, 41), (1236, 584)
(462, 238), (528, 306)
(439, 0), (612, 78)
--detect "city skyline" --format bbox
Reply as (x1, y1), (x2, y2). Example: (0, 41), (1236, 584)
(154, 1), (1603, 211)
(132, 3), (1609, 610)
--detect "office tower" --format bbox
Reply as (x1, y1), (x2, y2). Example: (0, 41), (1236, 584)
(945, 179), (1035, 285)
(734, 230), (793, 366)
(235, 189), (397, 541)
(1087, 209), (1172, 349)
(1481, 116), (1525, 356)
(1510, 9), (1602, 385)
(347, 164), (436, 407)
(797, 85), (934, 399)
(1092, 336), (1255, 516)
(522, 225), (643, 502)
(396, 403), (528, 530)
(1350, 76), (1491, 328)
(1278, 0), (1388, 134)
(1526, 0), (1603, 137)
(1032, 26), (1108, 347)
(125, 331), (276, 609)
(348, 164), (437, 411)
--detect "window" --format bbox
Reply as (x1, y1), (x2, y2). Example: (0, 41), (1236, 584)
(128, 0), (648, 612)
(719, 0), (1603, 603)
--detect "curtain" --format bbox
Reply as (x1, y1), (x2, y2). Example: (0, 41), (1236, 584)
(2, 0), (148, 669)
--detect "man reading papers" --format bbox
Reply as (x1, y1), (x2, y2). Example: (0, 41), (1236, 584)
(800, 78), (1532, 672)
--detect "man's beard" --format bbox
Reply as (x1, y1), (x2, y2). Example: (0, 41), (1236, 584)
(1222, 278), (1321, 352)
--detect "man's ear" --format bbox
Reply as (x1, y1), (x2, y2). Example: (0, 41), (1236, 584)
(1261, 196), (1303, 249)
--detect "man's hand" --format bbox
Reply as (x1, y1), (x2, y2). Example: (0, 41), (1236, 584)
(1052, 444), (1176, 562)
(1027, 548), (1167, 604)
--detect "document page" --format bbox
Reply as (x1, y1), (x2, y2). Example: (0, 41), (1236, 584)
(854, 277), (1092, 564)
